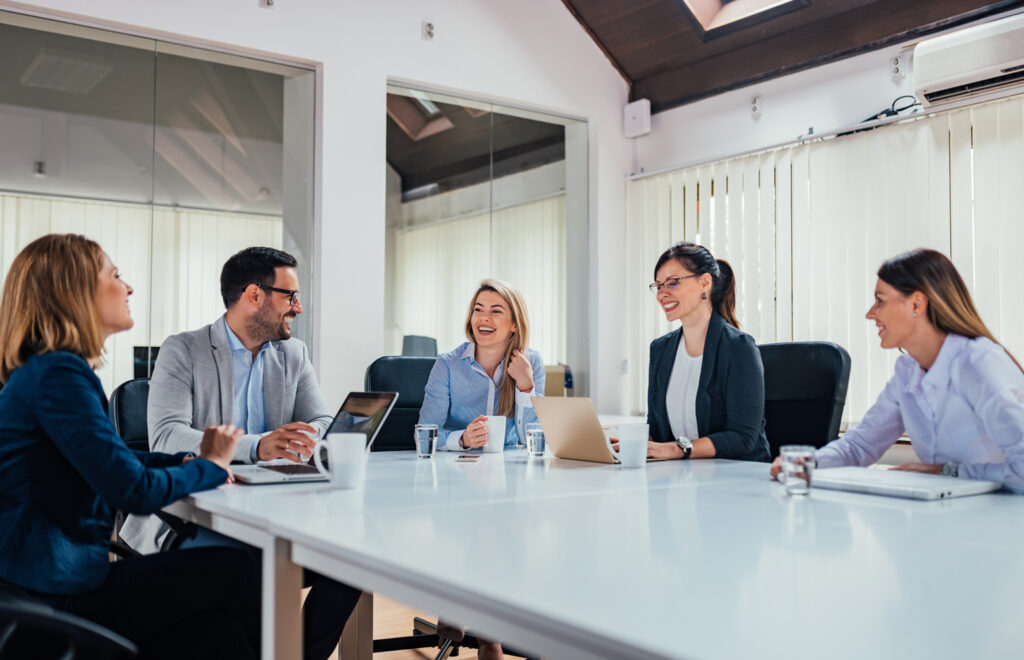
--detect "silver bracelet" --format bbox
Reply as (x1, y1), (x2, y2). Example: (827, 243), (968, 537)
(941, 461), (960, 478)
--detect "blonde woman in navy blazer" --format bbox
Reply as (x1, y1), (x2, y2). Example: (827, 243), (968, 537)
(644, 242), (770, 462)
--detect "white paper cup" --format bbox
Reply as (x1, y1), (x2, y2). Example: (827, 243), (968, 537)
(611, 423), (648, 468)
(483, 415), (507, 453)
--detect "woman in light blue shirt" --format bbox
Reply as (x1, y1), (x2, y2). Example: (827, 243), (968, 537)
(771, 248), (1024, 492)
(419, 278), (545, 452)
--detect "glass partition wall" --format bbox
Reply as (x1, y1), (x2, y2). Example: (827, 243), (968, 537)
(385, 84), (589, 394)
(0, 11), (316, 394)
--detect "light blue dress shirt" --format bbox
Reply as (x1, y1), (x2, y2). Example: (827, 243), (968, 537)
(816, 334), (1024, 493)
(223, 318), (270, 462)
(418, 342), (546, 451)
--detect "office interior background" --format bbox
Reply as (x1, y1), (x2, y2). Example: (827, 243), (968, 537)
(1, 0), (1022, 432)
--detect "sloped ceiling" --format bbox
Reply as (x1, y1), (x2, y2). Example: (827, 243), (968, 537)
(561, 0), (1024, 113)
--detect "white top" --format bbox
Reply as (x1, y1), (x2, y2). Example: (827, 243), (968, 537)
(665, 337), (702, 441)
(816, 334), (1024, 492)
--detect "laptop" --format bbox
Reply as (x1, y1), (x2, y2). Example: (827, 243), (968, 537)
(532, 397), (625, 464)
(233, 391), (398, 485)
(813, 466), (1002, 500)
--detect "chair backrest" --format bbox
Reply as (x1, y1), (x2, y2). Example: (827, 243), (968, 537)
(109, 378), (150, 452)
(364, 356), (437, 451)
(401, 335), (438, 357)
(0, 586), (139, 659)
(758, 342), (851, 459)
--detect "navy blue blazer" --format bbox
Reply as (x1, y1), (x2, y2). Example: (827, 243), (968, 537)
(0, 352), (226, 594)
(647, 312), (770, 462)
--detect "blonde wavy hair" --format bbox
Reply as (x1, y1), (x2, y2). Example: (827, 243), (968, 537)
(463, 278), (531, 418)
(0, 234), (106, 382)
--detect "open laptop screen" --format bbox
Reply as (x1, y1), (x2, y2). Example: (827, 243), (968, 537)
(325, 391), (398, 449)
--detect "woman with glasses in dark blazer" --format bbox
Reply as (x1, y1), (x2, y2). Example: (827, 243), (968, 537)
(644, 242), (770, 462)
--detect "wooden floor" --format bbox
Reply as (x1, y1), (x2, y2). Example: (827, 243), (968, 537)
(325, 594), (526, 660)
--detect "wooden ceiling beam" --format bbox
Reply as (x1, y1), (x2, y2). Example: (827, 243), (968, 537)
(632, 0), (1023, 112)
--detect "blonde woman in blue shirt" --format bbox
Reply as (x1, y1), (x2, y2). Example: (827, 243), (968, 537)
(419, 278), (545, 453)
(418, 278), (544, 659)
(771, 248), (1024, 492)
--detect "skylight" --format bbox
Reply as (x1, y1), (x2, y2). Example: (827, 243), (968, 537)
(677, 0), (809, 41)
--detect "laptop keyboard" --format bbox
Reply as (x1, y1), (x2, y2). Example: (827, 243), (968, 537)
(261, 464), (319, 475)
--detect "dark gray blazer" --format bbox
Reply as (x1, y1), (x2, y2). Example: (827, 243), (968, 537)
(647, 312), (770, 462)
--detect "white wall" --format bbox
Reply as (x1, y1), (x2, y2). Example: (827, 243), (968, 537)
(632, 43), (916, 175)
(9, 0), (631, 411)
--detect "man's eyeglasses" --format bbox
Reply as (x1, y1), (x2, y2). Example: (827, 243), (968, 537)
(648, 274), (698, 294)
(257, 284), (301, 306)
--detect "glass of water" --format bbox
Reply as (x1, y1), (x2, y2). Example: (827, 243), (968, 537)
(779, 445), (816, 496)
(414, 424), (438, 459)
(524, 423), (545, 457)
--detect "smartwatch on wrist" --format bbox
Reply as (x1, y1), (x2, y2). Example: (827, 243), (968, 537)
(676, 435), (693, 460)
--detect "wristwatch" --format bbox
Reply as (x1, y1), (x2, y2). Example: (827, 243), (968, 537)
(675, 435), (693, 460)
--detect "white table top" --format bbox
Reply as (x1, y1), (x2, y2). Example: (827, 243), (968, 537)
(182, 451), (1024, 659)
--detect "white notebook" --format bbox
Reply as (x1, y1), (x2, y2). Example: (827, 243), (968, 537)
(813, 466), (1002, 500)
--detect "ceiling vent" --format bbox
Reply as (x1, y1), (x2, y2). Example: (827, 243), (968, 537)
(20, 47), (114, 95)
(914, 13), (1024, 107)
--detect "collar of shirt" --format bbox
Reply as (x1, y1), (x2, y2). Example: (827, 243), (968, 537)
(223, 318), (270, 362)
(905, 333), (967, 394)
(460, 341), (505, 386)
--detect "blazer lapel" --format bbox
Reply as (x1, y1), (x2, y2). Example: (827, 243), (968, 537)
(262, 344), (285, 430)
(210, 318), (234, 425)
(695, 312), (724, 437)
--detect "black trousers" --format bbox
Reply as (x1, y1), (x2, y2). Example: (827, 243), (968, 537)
(36, 546), (260, 660)
(180, 525), (362, 660)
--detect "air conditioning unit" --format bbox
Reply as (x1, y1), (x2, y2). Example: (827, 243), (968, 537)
(914, 12), (1024, 107)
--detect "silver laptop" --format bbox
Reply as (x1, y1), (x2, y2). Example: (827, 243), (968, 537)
(233, 391), (397, 485)
(813, 466), (1002, 500)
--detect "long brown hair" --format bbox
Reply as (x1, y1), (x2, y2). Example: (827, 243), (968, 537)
(463, 278), (531, 418)
(878, 248), (1022, 373)
(0, 234), (106, 382)
(654, 242), (739, 328)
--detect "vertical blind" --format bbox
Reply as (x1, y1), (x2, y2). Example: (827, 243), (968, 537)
(0, 193), (282, 394)
(626, 94), (1024, 422)
(392, 195), (566, 365)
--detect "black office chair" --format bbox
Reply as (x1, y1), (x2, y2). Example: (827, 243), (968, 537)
(401, 335), (439, 357)
(363, 356), (537, 659)
(364, 356), (437, 452)
(108, 378), (198, 554)
(0, 585), (138, 659)
(758, 341), (852, 459)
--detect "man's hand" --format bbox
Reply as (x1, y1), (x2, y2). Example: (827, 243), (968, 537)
(461, 416), (489, 449)
(257, 422), (318, 462)
(199, 425), (243, 471)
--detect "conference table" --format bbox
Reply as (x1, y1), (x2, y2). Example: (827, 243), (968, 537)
(165, 449), (1024, 660)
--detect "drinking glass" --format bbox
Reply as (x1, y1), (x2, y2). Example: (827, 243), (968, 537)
(414, 424), (438, 458)
(525, 423), (545, 457)
(779, 445), (816, 496)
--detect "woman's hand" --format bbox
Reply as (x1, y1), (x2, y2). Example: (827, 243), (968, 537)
(199, 424), (243, 471)
(769, 456), (783, 480)
(647, 440), (684, 460)
(507, 350), (534, 392)
(461, 416), (489, 449)
(891, 462), (942, 474)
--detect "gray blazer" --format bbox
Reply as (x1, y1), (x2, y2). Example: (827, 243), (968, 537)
(120, 316), (333, 552)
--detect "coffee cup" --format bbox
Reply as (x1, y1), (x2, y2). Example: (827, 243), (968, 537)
(312, 432), (367, 488)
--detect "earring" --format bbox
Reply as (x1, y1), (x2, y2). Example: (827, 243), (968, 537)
(701, 292), (707, 300)
(912, 312), (918, 318)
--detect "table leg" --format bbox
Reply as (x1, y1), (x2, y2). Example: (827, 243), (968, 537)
(263, 536), (303, 659)
(340, 591), (373, 660)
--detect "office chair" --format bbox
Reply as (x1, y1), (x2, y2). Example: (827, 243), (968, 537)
(363, 356), (538, 659)
(108, 378), (198, 555)
(0, 585), (138, 659)
(364, 356), (437, 451)
(401, 335), (439, 357)
(758, 341), (852, 459)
